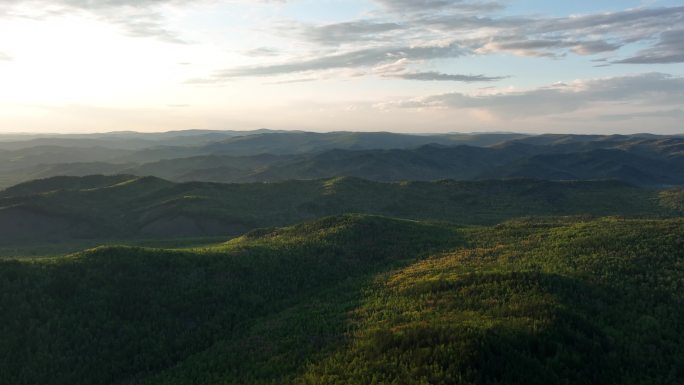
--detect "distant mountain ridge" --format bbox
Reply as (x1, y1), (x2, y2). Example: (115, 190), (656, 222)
(0, 131), (682, 188)
(112, 138), (684, 186)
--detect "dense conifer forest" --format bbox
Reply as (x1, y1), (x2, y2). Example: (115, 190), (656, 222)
(3, 0), (684, 380)
(1, 131), (683, 384)
(1, 215), (682, 384)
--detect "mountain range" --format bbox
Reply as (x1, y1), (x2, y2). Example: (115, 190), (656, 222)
(2, 129), (684, 384)
(0, 131), (682, 188)
(0, 174), (677, 247)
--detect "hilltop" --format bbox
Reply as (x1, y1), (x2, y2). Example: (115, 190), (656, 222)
(0, 174), (676, 246)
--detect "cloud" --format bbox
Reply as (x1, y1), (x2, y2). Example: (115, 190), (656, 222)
(242, 47), (281, 57)
(211, 43), (467, 79)
(572, 41), (622, 55)
(384, 73), (684, 118)
(390, 71), (506, 82)
(597, 109), (684, 121)
(375, 0), (504, 13)
(429, 7), (684, 59)
(0, 52), (11, 61)
(215, 4), (684, 81)
(293, 20), (404, 45)
(475, 38), (567, 57)
(616, 29), (684, 64)
(531, 6), (683, 36)
(104, 9), (188, 44)
(264, 78), (318, 85)
(0, 0), (194, 43)
(474, 37), (622, 58)
(1, 0), (194, 10)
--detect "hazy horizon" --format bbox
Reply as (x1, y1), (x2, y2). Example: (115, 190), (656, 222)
(0, 128), (682, 138)
(1, 1), (683, 134)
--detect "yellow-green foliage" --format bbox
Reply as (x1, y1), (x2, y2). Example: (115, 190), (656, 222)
(1, 215), (683, 385)
(660, 188), (684, 211)
(297, 218), (684, 385)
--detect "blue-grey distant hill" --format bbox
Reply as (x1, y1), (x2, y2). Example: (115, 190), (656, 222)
(0, 131), (682, 188)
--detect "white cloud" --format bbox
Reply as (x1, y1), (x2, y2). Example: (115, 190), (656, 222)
(0, 0), (198, 43)
(209, 4), (684, 81)
(383, 73), (684, 118)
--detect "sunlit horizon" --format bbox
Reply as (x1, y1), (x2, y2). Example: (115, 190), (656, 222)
(1, 0), (683, 134)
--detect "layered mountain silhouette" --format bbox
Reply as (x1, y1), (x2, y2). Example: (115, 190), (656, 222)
(0, 131), (682, 188)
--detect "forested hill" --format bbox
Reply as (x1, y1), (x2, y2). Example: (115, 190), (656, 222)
(0, 175), (677, 244)
(1, 214), (682, 384)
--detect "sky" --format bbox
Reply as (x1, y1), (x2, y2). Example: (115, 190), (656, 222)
(0, 0), (682, 134)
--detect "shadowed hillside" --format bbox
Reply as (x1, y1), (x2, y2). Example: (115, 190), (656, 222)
(0, 175), (674, 245)
(1, 215), (682, 384)
(0, 215), (460, 385)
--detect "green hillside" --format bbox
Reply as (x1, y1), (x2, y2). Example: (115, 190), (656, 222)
(298, 217), (684, 384)
(0, 215), (459, 385)
(1, 215), (682, 384)
(660, 188), (684, 211)
(0, 175), (674, 246)
(0, 174), (136, 196)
